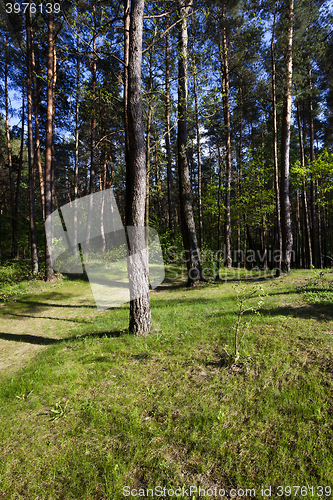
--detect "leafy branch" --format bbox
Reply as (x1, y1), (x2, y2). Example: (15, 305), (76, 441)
(224, 283), (265, 364)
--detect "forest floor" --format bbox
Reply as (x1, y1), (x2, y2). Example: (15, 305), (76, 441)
(0, 266), (333, 499)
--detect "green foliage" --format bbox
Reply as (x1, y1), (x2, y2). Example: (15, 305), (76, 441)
(237, 148), (275, 228)
(291, 149), (333, 207)
(0, 260), (38, 302)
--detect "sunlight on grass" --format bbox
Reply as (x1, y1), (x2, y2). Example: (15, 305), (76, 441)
(0, 270), (332, 499)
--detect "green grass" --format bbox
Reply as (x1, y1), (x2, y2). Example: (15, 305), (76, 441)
(0, 269), (332, 499)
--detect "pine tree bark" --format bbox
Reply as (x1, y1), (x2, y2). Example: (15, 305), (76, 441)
(177, 0), (203, 285)
(5, 32), (16, 258)
(192, 38), (203, 250)
(217, 141), (223, 257)
(145, 48), (153, 233)
(26, 8), (39, 274)
(165, 21), (174, 237)
(295, 94), (312, 268)
(125, 0), (151, 335)
(73, 23), (80, 255)
(271, 0), (282, 275)
(13, 87), (25, 259)
(31, 36), (45, 222)
(45, 7), (55, 280)
(237, 90), (243, 266)
(280, 0), (294, 273)
(309, 68), (317, 268)
(124, 0), (130, 164)
(83, 0), (97, 256)
(220, 5), (232, 268)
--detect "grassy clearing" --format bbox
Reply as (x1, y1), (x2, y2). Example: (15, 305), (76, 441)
(0, 269), (332, 499)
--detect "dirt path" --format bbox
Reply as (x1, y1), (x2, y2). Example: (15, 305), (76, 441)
(0, 280), (96, 376)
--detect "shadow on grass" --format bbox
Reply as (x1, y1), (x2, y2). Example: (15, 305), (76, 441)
(157, 274), (277, 291)
(0, 330), (127, 345)
(1, 312), (91, 323)
(259, 304), (333, 321)
(61, 273), (89, 282)
(14, 299), (97, 309)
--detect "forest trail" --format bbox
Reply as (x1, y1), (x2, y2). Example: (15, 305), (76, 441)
(0, 280), (96, 377)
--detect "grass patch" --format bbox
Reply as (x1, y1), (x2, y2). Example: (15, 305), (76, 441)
(0, 270), (332, 499)
(299, 269), (333, 306)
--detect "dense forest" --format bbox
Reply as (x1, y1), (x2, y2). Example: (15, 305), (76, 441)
(0, 0), (333, 329)
(2, 2), (333, 492)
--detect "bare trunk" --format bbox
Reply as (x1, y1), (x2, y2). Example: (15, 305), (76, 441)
(83, 0), (97, 257)
(145, 49), (153, 233)
(295, 94), (312, 268)
(26, 9), (39, 274)
(165, 23), (174, 236)
(45, 8), (55, 280)
(309, 68), (317, 268)
(154, 128), (162, 220)
(237, 92), (243, 266)
(31, 35), (45, 222)
(5, 33), (16, 257)
(192, 38), (203, 250)
(13, 87), (25, 259)
(51, 45), (57, 213)
(125, 0), (151, 335)
(280, 0), (294, 273)
(217, 142), (223, 257)
(316, 180), (323, 268)
(296, 190), (301, 267)
(221, 6), (232, 268)
(271, 0), (282, 275)
(73, 26), (80, 255)
(124, 0), (130, 163)
(177, 0), (203, 285)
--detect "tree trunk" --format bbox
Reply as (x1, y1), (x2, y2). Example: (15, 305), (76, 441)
(154, 128), (162, 220)
(220, 5), (232, 268)
(26, 9), (39, 274)
(13, 87), (25, 259)
(296, 189), (301, 268)
(124, 0), (130, 163)
(165, 21), (174, 237)
(177, 0), (204, 285)
(309, 68), (317, 268)
(280, 0), (294, 273)
(237, 91), (243, 267)
(73, 24), (80, 255)
(45, 8), (55, 280)
(271, 0), (282, 275)
(295, 94), (312, 268)
(31, 35), (45, 222)
(51, 45), (57, 213)
(192, 38), (203, 250)
(5, 32), (16, 257)
(145, 48), (153, 234)
(217, 141), (223, 258)
(83, 0), (97, 257)
(125, 0), (151, 335)
(316, 179), (323, 268)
